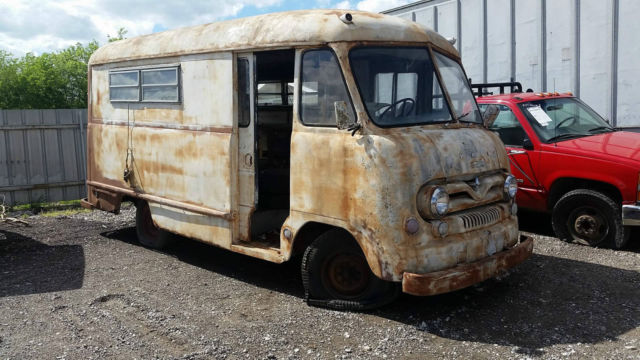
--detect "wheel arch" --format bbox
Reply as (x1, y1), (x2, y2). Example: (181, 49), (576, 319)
(288, 221), (386, 280)
(547, 177), (622, 211)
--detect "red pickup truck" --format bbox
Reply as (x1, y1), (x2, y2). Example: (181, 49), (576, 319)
(473, 82), (639, 248)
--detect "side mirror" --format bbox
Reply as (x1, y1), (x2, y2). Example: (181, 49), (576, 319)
(482, 104), (499, 128)
(604, 118), (610, 124)
(334, 101), (355, 130)
(523, 138), (534, 151)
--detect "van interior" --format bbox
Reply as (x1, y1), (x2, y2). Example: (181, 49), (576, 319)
(250, 49), (295, 244)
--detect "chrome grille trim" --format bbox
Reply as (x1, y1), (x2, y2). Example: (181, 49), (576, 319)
(459, 206), (501, 230)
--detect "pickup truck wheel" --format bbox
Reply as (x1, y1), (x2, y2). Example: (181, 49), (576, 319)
(301, 229), (398, 310)
(135, 201), (175, 249)
(551, 189), (628, 248)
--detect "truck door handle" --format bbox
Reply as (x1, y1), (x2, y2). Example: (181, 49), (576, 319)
(508, 150), (526, 155)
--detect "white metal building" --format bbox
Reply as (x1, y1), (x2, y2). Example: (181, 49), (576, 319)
(383, 0), (640, 128)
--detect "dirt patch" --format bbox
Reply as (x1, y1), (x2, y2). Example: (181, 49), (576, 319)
(0, 206), (638, 359)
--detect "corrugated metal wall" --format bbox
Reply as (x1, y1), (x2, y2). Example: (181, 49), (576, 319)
(384, 0), (640, 127)
(0, 109), (87, 206)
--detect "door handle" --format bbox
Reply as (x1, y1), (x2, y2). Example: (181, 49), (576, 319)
(508, 149), (526, 155)
(244, 153), (253, 167)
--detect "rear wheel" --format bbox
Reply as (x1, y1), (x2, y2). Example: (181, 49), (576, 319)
(135, 201), (175, 249)
(301, 229), (398, 310)
(551, 189), (629, 248)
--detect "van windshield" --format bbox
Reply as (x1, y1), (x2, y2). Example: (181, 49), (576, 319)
(349, 47), (480, 127)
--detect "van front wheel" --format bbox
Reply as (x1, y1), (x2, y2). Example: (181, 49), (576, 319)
(301, 229), (398, 310)
(135, 201), (175, 249)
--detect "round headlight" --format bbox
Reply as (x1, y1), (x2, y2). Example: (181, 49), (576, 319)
(504, 175), (518, 199)
(430, 187), (450, 216)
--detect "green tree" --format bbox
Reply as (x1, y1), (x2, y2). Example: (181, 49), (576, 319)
(0, 51), (22, 109)
(0, 40), (99, 109)
(108, 27), (128, 42)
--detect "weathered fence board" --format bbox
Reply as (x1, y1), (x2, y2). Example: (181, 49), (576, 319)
(0, 109), (87, 206)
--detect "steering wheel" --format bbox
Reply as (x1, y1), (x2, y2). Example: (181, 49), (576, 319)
(556, 115), (577, 128)
(378, 98), (415, 120)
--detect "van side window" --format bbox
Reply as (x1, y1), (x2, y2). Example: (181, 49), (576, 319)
(110, 71), (140, 101)
(258, 82), (283, 105)
(109, 66), (180, 103)
(256, 81), (294, 106)
(300, 49), (354, 126)
(237, 58), (251, 126)
(480, 104), (530, 147)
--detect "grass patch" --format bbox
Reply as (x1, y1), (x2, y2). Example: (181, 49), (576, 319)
(10, 199), (83, 213)
(41, 208), (91, 217)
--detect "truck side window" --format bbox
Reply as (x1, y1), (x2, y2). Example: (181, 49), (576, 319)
(481, 104), (529, 147)
(300, 49), (355, 126)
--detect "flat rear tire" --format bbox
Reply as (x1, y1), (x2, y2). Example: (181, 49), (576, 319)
(135, 201), (175, 249)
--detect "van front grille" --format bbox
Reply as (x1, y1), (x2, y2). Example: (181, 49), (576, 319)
(459, 206), (501, 230)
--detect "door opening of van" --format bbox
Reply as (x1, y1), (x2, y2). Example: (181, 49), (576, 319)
(250, 49), (295, 242)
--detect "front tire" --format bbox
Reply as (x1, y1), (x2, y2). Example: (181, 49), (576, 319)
(551, 189), (629, 248)
(135, 201), (175, 249)
(301, 229), (398, 310)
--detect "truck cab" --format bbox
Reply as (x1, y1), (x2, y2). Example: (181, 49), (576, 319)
(475, 82), (640, 249)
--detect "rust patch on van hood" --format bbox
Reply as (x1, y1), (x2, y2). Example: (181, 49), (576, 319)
(365, 126), (509, 184)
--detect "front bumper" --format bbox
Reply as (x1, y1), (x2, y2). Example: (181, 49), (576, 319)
(402, 235), (533, 296)
(622, 205), (640, 226)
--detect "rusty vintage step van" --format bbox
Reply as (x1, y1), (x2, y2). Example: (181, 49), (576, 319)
(82, 10), (532, 309)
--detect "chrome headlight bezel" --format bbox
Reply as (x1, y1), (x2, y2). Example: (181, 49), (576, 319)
(417, 185), (450, 219)
(430, 186), (450, 217)
(504, 175), (518, 199)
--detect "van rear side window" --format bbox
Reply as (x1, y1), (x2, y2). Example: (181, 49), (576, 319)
(109, 66), (180, 103)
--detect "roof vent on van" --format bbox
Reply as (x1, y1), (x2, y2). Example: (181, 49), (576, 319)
(340, 13), (353, 24)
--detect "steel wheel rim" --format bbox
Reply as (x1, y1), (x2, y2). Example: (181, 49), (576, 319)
(322, 252), (370, 298)
(567, 205), (609, 245)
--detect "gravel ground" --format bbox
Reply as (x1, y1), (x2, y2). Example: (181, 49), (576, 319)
(0, 206), (639, 359)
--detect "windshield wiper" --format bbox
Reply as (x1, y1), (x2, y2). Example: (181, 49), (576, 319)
(546, 133), (587, 143)
(588, 126), (615, 133)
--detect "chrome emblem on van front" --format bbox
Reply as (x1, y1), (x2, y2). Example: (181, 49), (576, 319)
(469, 176), (481, 191)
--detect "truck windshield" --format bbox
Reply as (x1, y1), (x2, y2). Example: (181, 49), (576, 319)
(518, 97), (614, 143)
(349, 47), (480, 127)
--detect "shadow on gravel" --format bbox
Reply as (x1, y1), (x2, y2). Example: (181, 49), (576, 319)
(101, 227), (305, 298)
(102, 227), (640, 356)
(518, 209), (640, 253)
(377, 253), (640, 356)
(0, 229), (85, 298)
(517, 210), (555, 237)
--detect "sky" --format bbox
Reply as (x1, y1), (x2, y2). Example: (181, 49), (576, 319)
(0, 0), (412, 56)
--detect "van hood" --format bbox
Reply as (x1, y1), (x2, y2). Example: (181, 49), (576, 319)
(554, 131), (640, 165)
(371, 126), (510, 183)
(423, 127), (509, 179)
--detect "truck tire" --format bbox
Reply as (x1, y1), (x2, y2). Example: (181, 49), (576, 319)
(551, 189), (629, 248)
(135, 201), (175, 249)
(301, 229), (398, 310)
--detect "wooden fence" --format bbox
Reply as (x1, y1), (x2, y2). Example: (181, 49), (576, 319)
(0, 109), (87, 206)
